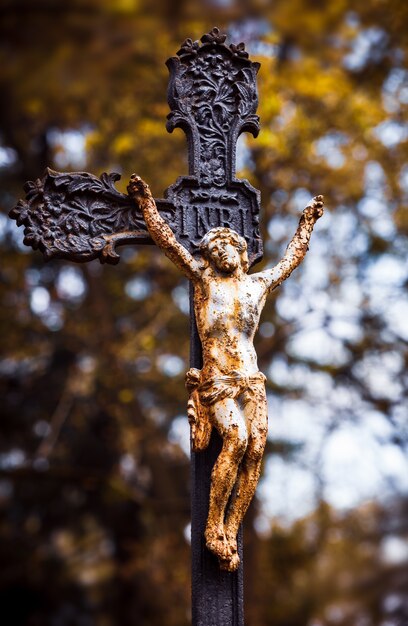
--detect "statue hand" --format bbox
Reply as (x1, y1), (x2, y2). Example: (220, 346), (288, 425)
(303, 195), (324, 222)
(127, 174), (151, 202)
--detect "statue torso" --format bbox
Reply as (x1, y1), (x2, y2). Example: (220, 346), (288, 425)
(194, 270), (268, 378)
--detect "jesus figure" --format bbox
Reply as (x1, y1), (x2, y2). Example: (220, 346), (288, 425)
(128, 174), (324, 572)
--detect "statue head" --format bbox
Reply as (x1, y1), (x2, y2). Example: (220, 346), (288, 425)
(199, 227), (249, 274)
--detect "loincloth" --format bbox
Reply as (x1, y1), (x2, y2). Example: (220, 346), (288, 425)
(185, 369), (266, 452)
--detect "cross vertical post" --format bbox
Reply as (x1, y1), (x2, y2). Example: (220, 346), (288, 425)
(164, 29), (262, 625)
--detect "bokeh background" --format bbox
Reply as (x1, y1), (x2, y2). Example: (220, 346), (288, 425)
(1, 1), (408, 625)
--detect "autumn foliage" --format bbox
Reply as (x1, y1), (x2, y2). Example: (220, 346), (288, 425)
(0, 1), (407, 625)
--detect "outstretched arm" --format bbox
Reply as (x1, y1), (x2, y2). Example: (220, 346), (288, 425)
(255, 195), (324, 292)
(127, 174), (201, 282)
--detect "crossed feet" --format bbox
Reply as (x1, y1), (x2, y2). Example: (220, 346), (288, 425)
(205, 526), (240, 572)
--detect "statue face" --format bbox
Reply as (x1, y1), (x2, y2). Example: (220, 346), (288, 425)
(207, 237), (241, 273)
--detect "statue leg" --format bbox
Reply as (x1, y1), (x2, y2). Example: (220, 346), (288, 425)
(205, 397), (248, 561)
(224, 386), (268, 556)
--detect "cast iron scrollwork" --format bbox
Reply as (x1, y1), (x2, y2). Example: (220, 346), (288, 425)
(167, 27), (260, 184)
(9, 168), (155, 264)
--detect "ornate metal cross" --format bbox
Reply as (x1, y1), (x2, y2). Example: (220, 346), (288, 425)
(10, 28), (262, 626)
(10, 27), (323, 626)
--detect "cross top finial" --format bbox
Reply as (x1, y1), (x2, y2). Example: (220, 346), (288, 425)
(167, 27), (260, 183)
(176, 27), (249, 59)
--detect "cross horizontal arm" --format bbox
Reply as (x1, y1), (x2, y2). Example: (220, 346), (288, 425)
(9, 168), (175, 264)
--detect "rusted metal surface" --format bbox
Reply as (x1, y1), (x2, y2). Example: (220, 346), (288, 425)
(128, 176), (323, 572)
(9, 26), (324, 624)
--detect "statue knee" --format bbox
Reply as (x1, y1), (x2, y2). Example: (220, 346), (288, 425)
(225, 429), (248, 458)
(245, 440), (266, 465)
(236, 435), (248, 457)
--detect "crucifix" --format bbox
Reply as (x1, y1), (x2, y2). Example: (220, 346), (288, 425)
(10, 27), (323, 626)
